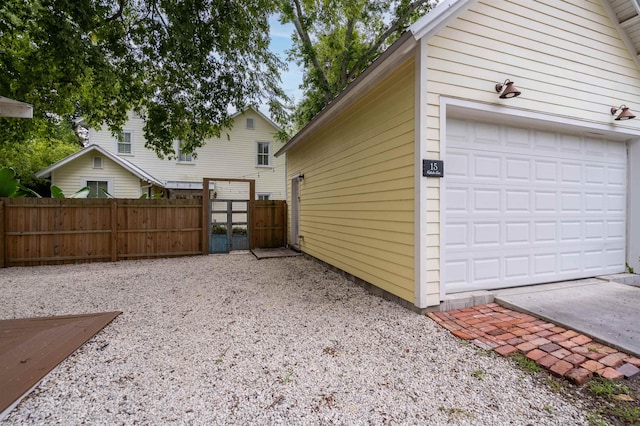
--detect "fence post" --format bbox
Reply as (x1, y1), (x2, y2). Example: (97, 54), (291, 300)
(202, 178), (210, 254)
(0, 200), (4, 268)
(283, 201), (288, 248)
(111, 199), (118, 262)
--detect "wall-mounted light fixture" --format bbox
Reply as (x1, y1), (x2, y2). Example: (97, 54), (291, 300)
(610, 105), (636, 120)
(495, 79), (521, 99)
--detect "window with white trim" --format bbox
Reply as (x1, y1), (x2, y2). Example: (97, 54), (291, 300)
(246, 118), (254, 129)
(257, 193), (271, 200)
(116, 132), (132, 154)
(86, 180), (109, 198)
(176, 141), (194, 163)
(92, 156), (103, 169)
(256, 141), (271, 167)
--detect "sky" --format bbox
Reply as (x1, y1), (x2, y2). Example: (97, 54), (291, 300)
(267, 16), (304, 108)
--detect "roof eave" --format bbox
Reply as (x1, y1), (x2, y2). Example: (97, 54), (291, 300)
(36, 145), (165, 188)
(0, 96), (33, 118)
(231, 106), (282, 132)
(276, 31), (418, 157)
(408, 0), (476, 40)
(601, 0), (640, 71)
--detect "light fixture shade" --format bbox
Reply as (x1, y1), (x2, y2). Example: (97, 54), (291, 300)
(611, 105), (636, 120)
(495, 79), (521, 99)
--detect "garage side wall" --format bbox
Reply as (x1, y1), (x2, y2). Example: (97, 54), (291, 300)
(287, 59), (416, 302)
(424, 0), (640, 300)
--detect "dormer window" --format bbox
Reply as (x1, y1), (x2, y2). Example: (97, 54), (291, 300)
(246, 118), (254, 129)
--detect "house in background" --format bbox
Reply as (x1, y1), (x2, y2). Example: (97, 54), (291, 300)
(0, 96), (33, 118)
(276, 0), (640, 311)
(37, 108), (286, 200)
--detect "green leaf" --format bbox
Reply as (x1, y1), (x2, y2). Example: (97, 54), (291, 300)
(17, 183), (41, 198)
(69, 187), (90, 198)
(50, 185), (65, 198)
(0, 167), (19, 197)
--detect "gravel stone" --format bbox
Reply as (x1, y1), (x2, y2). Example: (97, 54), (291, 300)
(0, 254), (589, 424)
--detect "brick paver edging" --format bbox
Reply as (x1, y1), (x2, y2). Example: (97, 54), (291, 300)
(427, 303), (640, 385)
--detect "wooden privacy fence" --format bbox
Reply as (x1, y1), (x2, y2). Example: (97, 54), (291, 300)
(252, 200), (287, 249)
(0, 198), (203, 267)
(0, 197), (288, 267)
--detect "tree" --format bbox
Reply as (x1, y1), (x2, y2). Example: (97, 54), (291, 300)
(278, 0), (433, 127)
(0, 118), (82, 195)
(0, 0), (288, 164)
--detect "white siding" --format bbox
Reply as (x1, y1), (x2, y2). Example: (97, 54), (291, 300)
(88, 110), (286, 199)
(423, 0), (640, 301)
(51, 154), (142, 198)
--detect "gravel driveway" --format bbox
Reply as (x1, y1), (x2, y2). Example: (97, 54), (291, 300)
(1, 254), (588, 424)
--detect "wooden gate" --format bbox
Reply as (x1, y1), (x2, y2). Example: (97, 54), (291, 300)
(209, 199), (250, 253)
(252, 200), (287, 249)
(201, 178), (287, 252)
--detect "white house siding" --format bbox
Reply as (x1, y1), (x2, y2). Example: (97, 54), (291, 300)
(87, 110), (286, 200)
(286, 59), (415, 302)
(421, 0), (640, 302)
(52, 155), (143, 198)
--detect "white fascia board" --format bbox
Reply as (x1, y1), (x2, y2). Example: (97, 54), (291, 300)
(408, 0), (477, 41)
(0, 97), (33, 118)
(36, 145), (165, 187)
(35, 145), (103, 178)
(114, 154), (165, 187)
(231, 106), (282, 132)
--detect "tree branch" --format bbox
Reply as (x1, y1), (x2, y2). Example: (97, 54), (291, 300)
(339, 16), (356, 88)
(288, 0), (333, 103)
(348, 0), (430, 81)
(104, 0), (127, 24)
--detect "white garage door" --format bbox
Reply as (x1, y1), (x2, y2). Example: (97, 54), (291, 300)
(443, 118), (627, 294)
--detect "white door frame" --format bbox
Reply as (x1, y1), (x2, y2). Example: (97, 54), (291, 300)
(290, 176), (301, 249)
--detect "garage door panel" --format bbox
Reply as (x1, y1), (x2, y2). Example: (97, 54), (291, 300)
(473, 189), (500, 212)
(505, 222), (529, 244)
(506, 190), (530, 212)
(608, 194), (626, 212)
(444, 120), (626, 293)
(473, 222), (500, 246)
(561, 134), (582, 153)
(447, 152), (469, 177)
(534, 160), (557, 182)
(445, 243), (626, 293)
(608, 166), (626, 185)
(474, 155), (501, 180)
(560, 163), (582, 184)
(506, 158), (530, 181)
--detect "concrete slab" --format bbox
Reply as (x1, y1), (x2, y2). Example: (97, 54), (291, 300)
(251, 248), (302, 259)
(494, 280), (640, 358)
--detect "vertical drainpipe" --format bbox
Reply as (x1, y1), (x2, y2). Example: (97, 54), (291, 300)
(414, 36), (429, 309)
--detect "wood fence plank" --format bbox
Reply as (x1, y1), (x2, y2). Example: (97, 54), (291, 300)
(1, 198), (204, 267)
(0, 200), (4, 268)
(111, 200), (117, 262)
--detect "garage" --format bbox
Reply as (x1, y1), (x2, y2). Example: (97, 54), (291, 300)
(443, 118), (627, 294)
